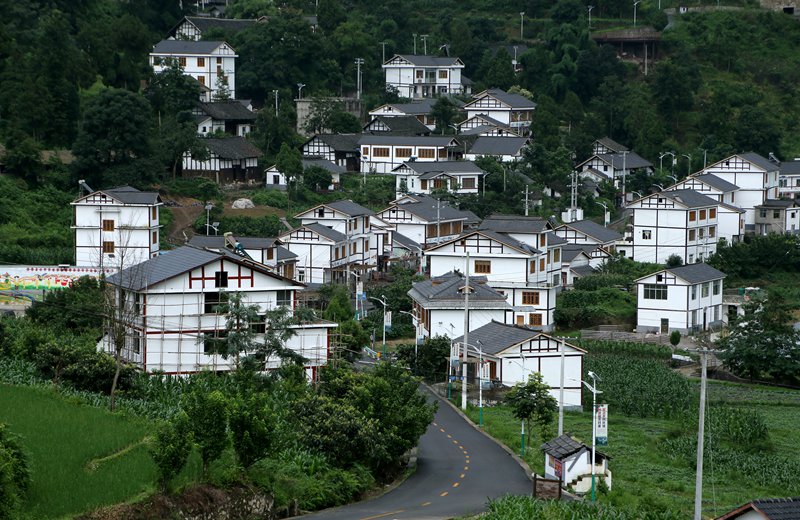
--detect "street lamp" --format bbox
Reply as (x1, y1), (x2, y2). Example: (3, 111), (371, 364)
(595, 201), (609, 226)
(296, 83), (305, 99)
(399, 309), (420, 372)
(519, 12), (525, 39)
(682, 153), (693, 177)
(588, 5), (594, 29)
(204, 204), (219, 236)
(633, 0), (642, 27)
(459, 341), (485, 427)
(348, 271), (361, 320)
(571, 372), (603, 502)
(368, 295), (389, 358)
(652, 183), (665, 191)
(666, 174), (678, 183)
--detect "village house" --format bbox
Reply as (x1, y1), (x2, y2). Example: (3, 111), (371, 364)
(542, 434), (612, 493)
(635, 263), (725, 334)
(424, 229), (558, 330)
(102, 246), (335, 376)
(359, 135), (462, 174)
(72, 186), (161, 270)
(391, 161), (486, 197)
(696, 152), (780, 232)
(462, 88), (537, 134)
(576, 151), (653, 189)
(150, 40), (237, 99)
(382, 54), (469, 99)
(464, 136), (529, 162)
(778, 158), (800, 200)
(408, 273), (511, 339)
(592, 136), (628, 155)
(717, 497), (800, 520)
(754, 199), (800, 234)
(187, 234), (297, 280)
(182, 137), (262, 184)
(452, 322), (585, 406)
(264, 157), (346, 192)
(278, 223), (351, 284)
(457, 114), (520, 138)
(363, 115), (431, 136)
(301, 134), (360, 171)
(193, 100), (255, 137)
(168, 16), (257, 41)
(560, 244), (603, 287)
(553, 219), (622, 253)
(625, 190), (721, 264)
(377, 195), (472, 247)
(368, 99), (442, 131)
(669, 173), (739, 205)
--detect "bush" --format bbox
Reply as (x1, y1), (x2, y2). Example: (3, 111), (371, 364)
(229, 394), (275, 468)
(669, 330), (681, 346)
(573, 274), (632, 291)
(251, 189), (289, 209)
(484, 495), (684, 519)
(0, 423), (31, 518)
(555, 288), (636, 329)
(149, 411), (193, 492)
(162, 178), (221, 200)
(182, 389), (229, 476)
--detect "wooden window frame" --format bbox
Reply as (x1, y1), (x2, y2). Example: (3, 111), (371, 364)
(102, 241), (115, 254)
(474, 260), (491, 274)
(102, 219), (115, 232)
(522, 291), (540, 305)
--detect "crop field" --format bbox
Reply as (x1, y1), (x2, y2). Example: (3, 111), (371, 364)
(0, 384), (165, 518)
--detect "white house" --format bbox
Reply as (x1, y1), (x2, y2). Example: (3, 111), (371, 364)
(669, 173), (739, 205)
(560, 244), (601, 287)
(625, 190), (721, 264)
(150, 40), (237, 99)
(359, 135), (461, 174)
(636, 263), (726, 334)
(369, 99), (440, 130)
(193, 101), (255, 137)
(452, 322), (585, 406)
(457, 114), (520, 138)
(392, 161), (485, 197)
(592, 137), (628, 155)
(717, 498), (800, 520)
(168, 16), (257, 41)
(183, 137), (262, 184)
(697, 152), (780, 231)
(576, 152), (653, 189)
(363, 115), (430, 136)
(72, 186), (161, 270)
(465, 136), (529, 162)
(187, 234), (297, 280)
(264, 157), (347, 192)
(382, 54), (468, 99)
(754, 199), (800, 234)
(102, 246), (336, 376)
(425, 229), (558, 330)
(542, 434), (611, 493)
(301, 134), (360, 171)
(409, 273), (511, 339)
(377, 195), (471, 247)
(553, 219), (622, 252)
(779, 159), (800, 200)
(462, 88), (537, 134)
(277, 223), (349, 284)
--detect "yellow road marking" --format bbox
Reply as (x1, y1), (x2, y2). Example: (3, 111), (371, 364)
(439, 428), (445, 432)
(452, 440), (458, 444)
(464, 466), (469, 471)
(452, 482), (460, 488)
(460, 473), (465, 478)
(440, 491), (449, 497)
(447, 434), (452, 438)
(433, 422), (437, 426)
(359, 510), (405, 520)
(421, 501), (431, 506)
(458, 445), (464, 450)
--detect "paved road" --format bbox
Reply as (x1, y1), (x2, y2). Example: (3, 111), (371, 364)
(300, 389), (531, 520)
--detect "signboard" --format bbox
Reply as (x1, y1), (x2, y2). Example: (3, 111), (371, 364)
(384, 311), (392, 331)
(595, 404), (609, 446)
(553, 458), (563, 479)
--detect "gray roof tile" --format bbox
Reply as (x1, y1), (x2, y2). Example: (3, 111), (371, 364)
(197, 101), (256, 121)
(780, 160), (800, 175)
(394, 161), (485, 175)
(691, 173), (739, 192)
(204, 137), (262, 159)
(468, 137), (529, 156)
(393, 54), (463, 67)
(300, 222), (346, 242)
(556, 220), (622, 244)
(638, 262), (725, 284)
(99, 186), (161, 205)
(408, 274), (510, 309)
(152, 40), (230, 55)
(324, 200), (375, 216)
(358, 135), (457, 146)
(301, 157), (347, 173)
(738, 152), (778, 172)
(469, 88), (537, 109)
(480, 214), (550, 234)
(659, 189), (719, 209)
(365, 115), (430, 135)
(452, 320), (539, 356)
(595, 137), (628, 152)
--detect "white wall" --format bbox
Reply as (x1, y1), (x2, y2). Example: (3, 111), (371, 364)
(74, 201), (159, 269)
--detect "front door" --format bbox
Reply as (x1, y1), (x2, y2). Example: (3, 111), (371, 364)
(660, 318), (669, 333)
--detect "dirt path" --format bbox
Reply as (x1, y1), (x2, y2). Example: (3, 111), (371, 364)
(164, 197), (204, 245)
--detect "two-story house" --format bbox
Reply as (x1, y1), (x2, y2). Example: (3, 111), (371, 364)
(183, 137), (262, 184)
(669, 173), (739, 205)
(382, 54), (468, 98)
(464, 136), (529, 162)
(102, 246), (336, 375)
(168, 16), (257, 41)
(377, 195), (472, 247)
(408, 272), (511, 339)
(359, 135), (461, 173)
(697, 152), (780, 232)
(553, 219), (622, 253)
(592, 137), (628, 155)
(72, 186), (161, 270)
(576, 152), (654, 189)
(457, 114), (520, 138)
(150, 40), (237, 99)
(301, 134), (360, 171)
(193, 101), (256, 137)
(754, 199), (800, 234)
(368, 99), (442, 131)
(636, 263), (725, 334)
(779, 159), (800, 200)
(188, 234), (297, 280)
(625, 190), (722, 264)
(462, 89), (537, 134)
(264, 157), (347, 192)
(278, 223), (349, 284)
(391, 161), (486, 197)
(363, 115), (431, 136)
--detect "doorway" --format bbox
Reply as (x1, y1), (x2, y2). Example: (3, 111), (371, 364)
(660, 318), (669, 333)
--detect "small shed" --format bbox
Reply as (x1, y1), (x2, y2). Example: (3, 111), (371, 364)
(541, 434), (611, 493)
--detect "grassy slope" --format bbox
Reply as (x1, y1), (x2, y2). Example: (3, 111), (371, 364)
(0, 385), (157, 518)
(463, 379), (800, 518)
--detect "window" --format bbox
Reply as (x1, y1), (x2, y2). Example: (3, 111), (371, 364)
(699, 228), (705, 239)
(197, 75), (205, 86)
(267, 248), (274, 260)
(276, 290), (292, 307)
(365, 216), (370, 228)
(760, 209), (767, 218)
(713, 280), (720, 295)
(529, 313), (543, 326)
(203, 331), (227, 354)
(709, 208), (716, 219)
(691, 285), (697, 300)
(204, 292), (222, 313)
(179, 57), (186, 67)
(131, 335), (141, 354)
(102, 219), (115, 231)
(298, 269), (305, 282)
(540, 235), (546, 247)
(689, 254), (694, 263)
(702, 283), (709, 297)
(689, 229), (696, 241)
(539, 258), (545, 271)
(216, 57), (222, 64)
(416, 69), (424, 79)
(516, 315), (525, 326)
(421, 180), (428, 190)
(529, 261), (536, 273)
(474, 260), (491, 274)
(462, 178), (476, 189)
(553, 249), (560, 263)
(102, 241), (115, 254)
(643, 284), (668, 300)
(438, 69), (448, 79)
(395, 148), (412, 158)
(522, 291), (540, 305)
(214, 271), (228, 288)
(373, 147), (390, 157)
(418, 148), (435, 158)
(774, 210), (781, 219)
(642, 229), (652, 240)
(708, 226), (716, 238)
(272, 175), (280, 185)
(699, 209), (706, 220)
(133, 293), (142, 316)
(317, 208), (325, 218)
(438, 148), (447, 159)
(152, 231), (158, 244)
(362, 146), (369, 155)
(197, 57), (205, 67)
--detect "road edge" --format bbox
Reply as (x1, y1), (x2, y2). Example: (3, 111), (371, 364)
(424, 383), (534, 483)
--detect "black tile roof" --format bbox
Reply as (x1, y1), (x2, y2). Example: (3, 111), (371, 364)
(780, 160), (800, 175)
(182, 16), (257, 34)
(751, 497), (800, 520)
(658, 189), (719, 209)
(365, 115), (430, 135)
(307, 134), (361, 152)
(99, 186), (161, 205)
(152, 40), (229, 55)
(301, 157), (346, 173)
(408, 273), (510, 309)
(358, 135), (457, 146)
(204, 137), (262, 159)
(595, 136), (628, 152)
(739, 152), (778, 172)
(393, 54), (463, 67)
(394, 161), (485, 175)
(197, 101), (256, 121)
(480, 214), (550, 234)
(323, 200), (375, 217)
(188, 235), (276, 250)
(451, 320), (540, 356)
(691, 173), (739, 192)
(468, 137), (529, 156)
(541, 434), (588, 459)
(756, 199), (798, 209)
(469, 88), (537, 109)
(299, 223), (346, 242)
(642, 262), (726, 284)
(381, 199), (471, 222)
(556, 220), (622, 244)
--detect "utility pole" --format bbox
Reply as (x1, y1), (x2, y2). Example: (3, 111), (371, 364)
(380, 41), (387, 63)
(694, 349), (709, 520)
(461, 252), (470, 411)
(621, 150), (629, 205)
(354, 58), (364, 100)
(558, 339), (565, 436)
(420, 34), (429, 55)
(588, 5), (594, 29)
(412, 33), (417, 54)
(519, 12), (525, 39)
(524, 185), (530, 216)
(273, 89), (279, 116)
(436, 197), (441, 242)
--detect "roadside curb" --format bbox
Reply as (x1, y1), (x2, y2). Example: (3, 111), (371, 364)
(424, 383), (534, 483)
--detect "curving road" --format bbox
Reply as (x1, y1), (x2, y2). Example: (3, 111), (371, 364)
(300, 389), (531, 520)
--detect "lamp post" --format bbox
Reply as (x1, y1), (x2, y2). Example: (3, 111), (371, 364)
(682, 153), (693, 177)
(699, 148), (708, 168)
(420, 34), (429, 55)
(572, 373), (603, 502)
(460, 341), (485, 427)
(633, 0), (642, 27)
(296, 83), (305, 99)
(354, 58), (364, 100)
(205, 203), (214, 235)
(653, 183), (665, 191)
(369, 295), (389, 358)
(399, 309), (420, 372)
(349, 271), (361, 320)
(588, 5), (594, 29)
(273, 89), (279, 116)
(667, 174), (678, 183)
(519, 12), (525, 39)
(595, 201), (609, 226)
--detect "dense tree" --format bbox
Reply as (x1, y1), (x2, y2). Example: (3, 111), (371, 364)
(229, 395), (276, 468)
(505, 372), (558, 447)
(396, 335), (450, 381)
(149, 412), (193, 492)
(182, 389), (229, 477)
